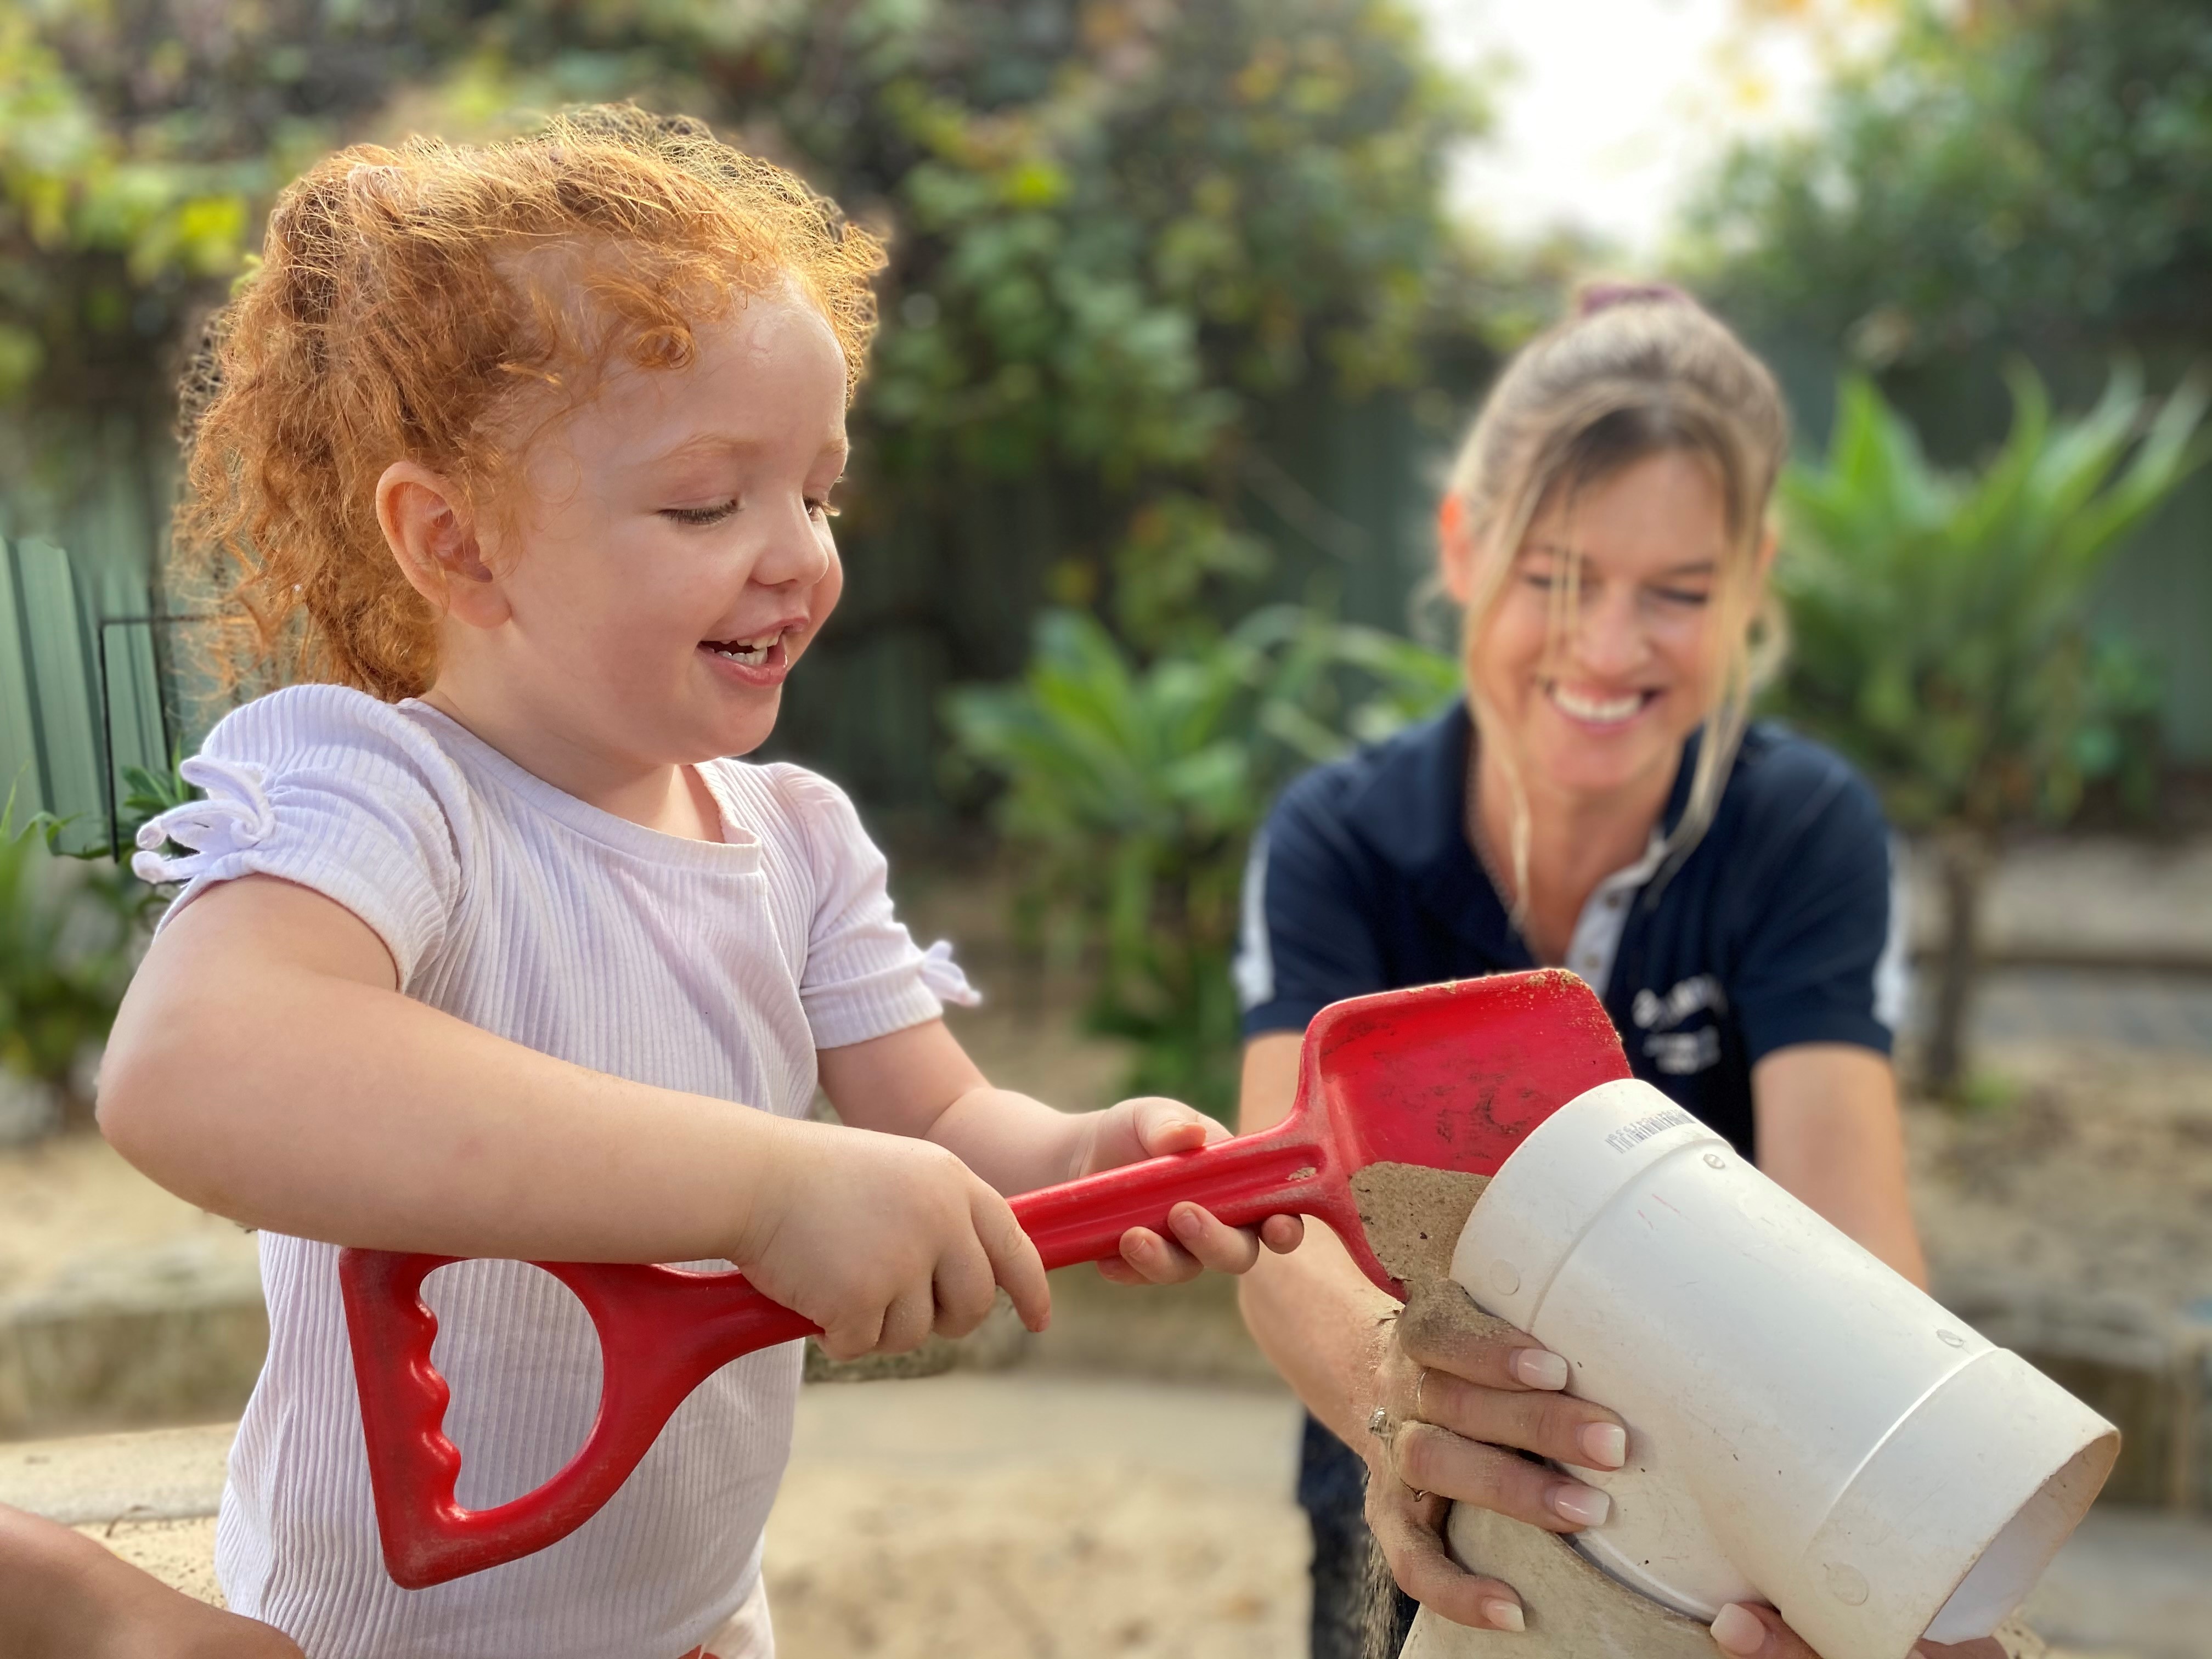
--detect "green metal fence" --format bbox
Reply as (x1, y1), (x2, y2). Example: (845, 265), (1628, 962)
(0, 534), (179, 857)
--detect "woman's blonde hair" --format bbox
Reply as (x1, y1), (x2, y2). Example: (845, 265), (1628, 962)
(1444, 283), (1789, 910)
(173, 104), (885, 701)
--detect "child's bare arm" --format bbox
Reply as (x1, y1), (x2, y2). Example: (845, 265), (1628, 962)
(99, 874), (1047, 1355)
(817, 1019), (1300, 1283)
(0, 1503), (303, 1659)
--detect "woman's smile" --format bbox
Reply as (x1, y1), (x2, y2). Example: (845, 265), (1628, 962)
(1543, 680), (1664, 730)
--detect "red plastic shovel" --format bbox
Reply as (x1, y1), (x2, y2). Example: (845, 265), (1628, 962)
(338, 968), (1628, 1589)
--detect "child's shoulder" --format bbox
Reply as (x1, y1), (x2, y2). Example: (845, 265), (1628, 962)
(202, 683), (466, 783)
(702, 758), (877, 863)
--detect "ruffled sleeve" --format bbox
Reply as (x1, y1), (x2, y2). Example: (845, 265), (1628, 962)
(917, 938), (983, 1008)
(132, 755), (277, 884)
(763, 764), (978, 1047)
(137, 686), (470, 987)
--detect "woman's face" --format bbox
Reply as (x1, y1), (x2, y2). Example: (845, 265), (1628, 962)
(1446, 448), (1743, 804)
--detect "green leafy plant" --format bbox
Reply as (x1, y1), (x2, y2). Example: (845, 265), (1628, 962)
(1685, 0), (2212, 367)
(1773, 364), (2208, 1096)
(945, 605), (1455, 1116)
(0, 787), (140, 1132)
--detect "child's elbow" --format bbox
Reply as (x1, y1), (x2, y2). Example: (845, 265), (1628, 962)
(94, 1029), (168, 1168)
(93, 991), (205, 1180)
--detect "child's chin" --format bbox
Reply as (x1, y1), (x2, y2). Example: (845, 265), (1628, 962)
(710, 702), (782, 757)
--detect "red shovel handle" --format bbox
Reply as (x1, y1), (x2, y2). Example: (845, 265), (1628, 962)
(340, 1123), (1337, 1589)
(340, 1250), (816, 1588)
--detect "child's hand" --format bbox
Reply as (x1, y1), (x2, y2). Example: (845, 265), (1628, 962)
(1073, 1096), (1305, 1286)
(730, 1119), (1051, 1360)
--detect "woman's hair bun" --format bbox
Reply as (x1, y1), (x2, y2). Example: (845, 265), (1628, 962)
(1573, 280), (1689, 318)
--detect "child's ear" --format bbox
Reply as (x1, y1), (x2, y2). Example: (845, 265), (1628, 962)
(376, 461), (507, 628)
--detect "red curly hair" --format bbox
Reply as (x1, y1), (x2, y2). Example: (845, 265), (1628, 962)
(174, 105), (885, 701)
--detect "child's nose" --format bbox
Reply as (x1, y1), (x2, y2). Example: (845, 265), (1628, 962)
(753, 498), (833, 588)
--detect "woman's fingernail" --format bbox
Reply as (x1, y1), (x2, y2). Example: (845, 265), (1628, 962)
(1170, 1205), (1202, 1240)
(1480, 1596), (1525, 1632)
(1548, 1482), (1610, 1527)
(1711, 1603), (1765, 1655)
(1510, 1348), (1570, 1390)
(1579, 1422), (1627, 1469)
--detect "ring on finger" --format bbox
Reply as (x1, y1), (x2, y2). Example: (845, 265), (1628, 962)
(1413, 1365), (1430, 1423)
(1372, 1407), (1427, 1502)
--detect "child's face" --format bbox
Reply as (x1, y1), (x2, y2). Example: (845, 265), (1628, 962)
(473, 287), (849, 766)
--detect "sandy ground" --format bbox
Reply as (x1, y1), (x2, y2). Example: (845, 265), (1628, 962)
(54, 1376), (1313, 1658)
(1904, 1042), (2212, 1312)
(43, 1376), (2211, 1659)
(0, 1131), (258, 1306)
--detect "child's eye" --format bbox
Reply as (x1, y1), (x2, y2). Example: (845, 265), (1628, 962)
(1651, 586), (1711, 607)
(661, 500), (739, 527)
(806, 498), (840, 522)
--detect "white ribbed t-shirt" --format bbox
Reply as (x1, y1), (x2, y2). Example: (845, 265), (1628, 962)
(135, 684), (966, 1659)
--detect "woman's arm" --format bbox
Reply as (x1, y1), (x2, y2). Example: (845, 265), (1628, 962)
(1753, 1043), (1928, 1286)
(1231, 1033), (1403, 1443)
(1234, 1032), (1622, 1632)
(98, 874), (1049, 1356)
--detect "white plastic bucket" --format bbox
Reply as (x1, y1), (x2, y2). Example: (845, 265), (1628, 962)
(1449, 1078), (2118, 1659)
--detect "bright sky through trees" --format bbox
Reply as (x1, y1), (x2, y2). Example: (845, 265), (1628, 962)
(1408, 0), (1900, 259)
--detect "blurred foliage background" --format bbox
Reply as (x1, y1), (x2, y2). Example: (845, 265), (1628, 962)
(1, 0), (2207, 1110)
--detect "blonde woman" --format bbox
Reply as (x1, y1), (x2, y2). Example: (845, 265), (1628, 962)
(1233, 287), (1991, 1659)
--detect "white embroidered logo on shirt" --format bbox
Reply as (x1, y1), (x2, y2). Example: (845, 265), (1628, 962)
(1633, 975), (1726, 1075)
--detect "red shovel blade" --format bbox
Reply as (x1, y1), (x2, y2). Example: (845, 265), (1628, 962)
(341, 969), (1627, 1588)
(1310, 969), (1628, 1172)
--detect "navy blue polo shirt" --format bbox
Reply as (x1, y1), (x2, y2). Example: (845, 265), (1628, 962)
(1235, 703), (1904, 1159)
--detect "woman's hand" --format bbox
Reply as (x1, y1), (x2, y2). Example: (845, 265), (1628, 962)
(1711, 1601), (2005, 1659)
(1368, 1287), (2019, 1657)
(1363, 1282), (1628, 1631)
(1077, 1096), (1305, 1285)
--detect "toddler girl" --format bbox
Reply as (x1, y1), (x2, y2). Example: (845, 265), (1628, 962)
(99, 106), (1295, 1659)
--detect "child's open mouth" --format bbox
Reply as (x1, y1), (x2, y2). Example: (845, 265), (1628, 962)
(701, 628), (797, 687)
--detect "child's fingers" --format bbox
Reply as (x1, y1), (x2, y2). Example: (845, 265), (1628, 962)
(1125, 1096), (1227, 1156)
(1111, 1206), (1290, 1283)
(972, 1186), (1051, 1331)
(877, 1284), (936, 1355)
(1166, 1202), (1265, 1273)
(816, 1304), (887, 1362)
(1116, 1224), (1202, 1283)
(932, 1238), (999, 1339)
(1260, 1212), (1305, 1253)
